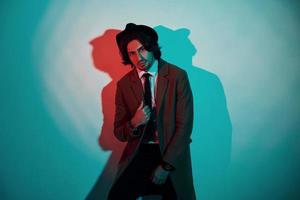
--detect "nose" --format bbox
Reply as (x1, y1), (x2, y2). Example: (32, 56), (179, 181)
(137, 52), (144, 61)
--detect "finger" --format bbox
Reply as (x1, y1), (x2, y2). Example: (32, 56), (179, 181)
(144, 109), (152, 117)
(144, 110), (150, 118)
(143, 105), (150, 112)
(141, 115), (149, 124)
(159, 177), (167, 185)
(153, 177), (163, 185)
(138, 101), (144, 110)
(145, 116), (150, 122)
(152, 176), (159, 184)
(157, 180), (163, 185)
(152, 174), (163, 185)
(160, 177), (167, 184)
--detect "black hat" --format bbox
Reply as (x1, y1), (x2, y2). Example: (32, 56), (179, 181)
(116, 23), (158, 48)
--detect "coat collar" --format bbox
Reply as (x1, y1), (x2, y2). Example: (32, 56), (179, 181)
(129, 59), (167, 81)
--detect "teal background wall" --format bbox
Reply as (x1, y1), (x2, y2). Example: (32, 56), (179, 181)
(1, 0), (300, 199)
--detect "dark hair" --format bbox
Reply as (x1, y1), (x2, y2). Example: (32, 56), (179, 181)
(118, 32), (161, 66)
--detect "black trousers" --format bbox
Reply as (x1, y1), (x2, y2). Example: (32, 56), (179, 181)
(108, 143), (177, 200)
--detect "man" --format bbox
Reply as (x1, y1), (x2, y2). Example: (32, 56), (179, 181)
(108, 23), (196, 200)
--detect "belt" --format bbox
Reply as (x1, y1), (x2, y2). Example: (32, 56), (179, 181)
(141, 141), (159, 144)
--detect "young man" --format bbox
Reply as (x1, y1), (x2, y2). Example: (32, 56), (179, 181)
(108, 23), (195, 200)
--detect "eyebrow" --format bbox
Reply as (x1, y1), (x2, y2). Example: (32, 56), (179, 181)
(127, 45), (144, 53)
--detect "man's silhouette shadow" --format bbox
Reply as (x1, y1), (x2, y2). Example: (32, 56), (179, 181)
(155, 25), (232, 199)
(86, 26), (232, 200)
(86, 29), (130, 200)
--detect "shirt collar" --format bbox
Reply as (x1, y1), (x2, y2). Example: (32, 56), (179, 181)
(136, 59), (158, 79)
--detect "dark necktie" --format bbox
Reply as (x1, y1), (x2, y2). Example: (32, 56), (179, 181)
(142, 73), (156, 142)
(143, 73), (152, 108)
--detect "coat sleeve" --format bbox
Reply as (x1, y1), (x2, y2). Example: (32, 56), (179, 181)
(162, 70), (194, 167)
(113, 82), (141, 142)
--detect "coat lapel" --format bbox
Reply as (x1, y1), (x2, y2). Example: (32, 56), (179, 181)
(156, 59), (169, 115)
(129, 69), (143, 105)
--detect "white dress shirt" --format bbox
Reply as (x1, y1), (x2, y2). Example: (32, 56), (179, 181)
(136, 59), (158, 108)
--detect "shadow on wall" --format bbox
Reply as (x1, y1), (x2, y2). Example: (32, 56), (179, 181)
(86, 29), (130, 200)
(86, 25), (232, 200)
(154, 25), (232, 199)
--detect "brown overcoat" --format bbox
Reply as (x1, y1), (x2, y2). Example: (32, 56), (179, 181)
(112, 59), (196, 200)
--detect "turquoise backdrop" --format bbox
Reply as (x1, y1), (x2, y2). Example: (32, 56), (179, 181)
(1, 1), (299, 199)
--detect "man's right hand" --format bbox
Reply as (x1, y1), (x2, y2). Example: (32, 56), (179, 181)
(130, 101), (151, 128)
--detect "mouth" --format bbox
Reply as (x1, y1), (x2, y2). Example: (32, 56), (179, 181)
(138, 61), (147, 67)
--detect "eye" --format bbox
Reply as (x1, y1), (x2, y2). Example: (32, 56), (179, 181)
(140, 46), (145, 51)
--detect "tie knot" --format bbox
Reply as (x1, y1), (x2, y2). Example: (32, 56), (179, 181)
(142, 73), (151, 79)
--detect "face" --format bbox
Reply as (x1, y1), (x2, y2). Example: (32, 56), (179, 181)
(127, 39), (155, 71)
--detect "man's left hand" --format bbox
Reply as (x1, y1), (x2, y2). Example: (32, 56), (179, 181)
(151, 165), (169, 185)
